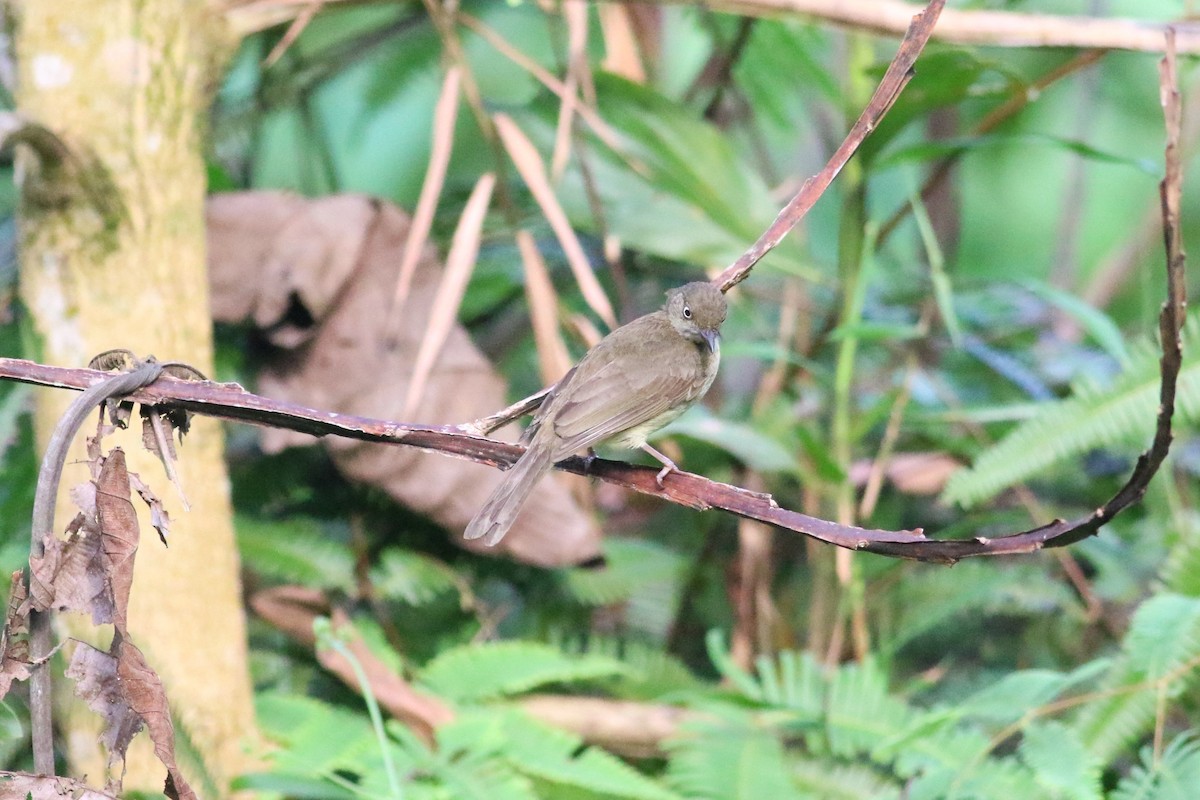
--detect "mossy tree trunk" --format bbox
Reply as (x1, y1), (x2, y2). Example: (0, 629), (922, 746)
(15, 1), (255, 791)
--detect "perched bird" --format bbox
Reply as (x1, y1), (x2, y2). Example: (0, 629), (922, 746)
(465, 281), (728, 546)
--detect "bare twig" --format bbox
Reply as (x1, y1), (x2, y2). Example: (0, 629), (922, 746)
(223, 0), (1200, 55)
(654, 0), (1200, 54)
(713, 0), (946, 292)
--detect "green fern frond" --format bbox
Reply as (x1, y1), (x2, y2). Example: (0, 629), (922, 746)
(903, 756), (1041, 800)
(883, 560), (1079, 655)
(1159, 520), (1200, 597)
(418, 641), (627, 702)
(254, 692), (402, 779)
(1076, 594), (1200, 762)
(236, 515), (355, 590)
(790, 757), (901, 800)
(370, 547), (465, 607)
(1123, 593), (1200, 679)
(440, 709), (681, 800)
(825, 661), (913, 759)
(1112, 732), (1200, 800)
(1018, 720), (1103, 800)
(943, 312), (1200, 508)
(665, 716), (802, 800)
(552, 633), (705, 701)
(752, 649), (824, 715)
(559, 539), (686, 632)
(954, 659), (1110, 727)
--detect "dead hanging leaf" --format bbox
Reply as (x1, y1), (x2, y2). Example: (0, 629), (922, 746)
(128, 471), (170, 546)
(113, 634), (196, 800)
(0, 572), (32, 699)
(61, 448), (197, 800)
(0, 771), (117, 800)
(67, 643), (144, 787)
(95, 449), (140, 631)
(26, 492), (114, 625)
(66, 636), (196, 800)
(24, 449), (163, 628)
(207, 191), (602, 567)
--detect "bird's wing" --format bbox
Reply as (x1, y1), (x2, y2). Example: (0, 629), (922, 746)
(549, 325), (698, 457)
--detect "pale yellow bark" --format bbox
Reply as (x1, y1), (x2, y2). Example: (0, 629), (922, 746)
(16, 1), (255, 792)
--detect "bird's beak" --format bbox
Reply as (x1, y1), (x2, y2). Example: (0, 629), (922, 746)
(701, 330), (719, 353)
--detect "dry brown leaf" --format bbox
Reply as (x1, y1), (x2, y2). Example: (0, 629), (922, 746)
(493, 114), (617, 329)
(95, 449), (140, 631)
(66, 636), (197, 800)
(0, 572), (31, 699)
(128, 471), (170, 546)
(402, 172), (496, 418)
(0, 771), (117, 800)
(26, 489), (114, 624)
(389, 65), (461, 321)
(66, 643), (143, 789)
(207, 191), (602, 566)
(849, 451), (962, 496)
(597, 5), (646, 82)
(516, 228), (573, 385)
(114, 634), (196, 800)
(550, 0), (588, 180)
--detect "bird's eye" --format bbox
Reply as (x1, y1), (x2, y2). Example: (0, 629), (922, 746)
(682, 306), (692, 319)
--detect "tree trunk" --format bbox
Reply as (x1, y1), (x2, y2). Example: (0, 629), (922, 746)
(16, 1), (255, 791)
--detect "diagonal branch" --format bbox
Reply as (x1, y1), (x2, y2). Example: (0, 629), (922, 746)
(714, 0), (946, 291)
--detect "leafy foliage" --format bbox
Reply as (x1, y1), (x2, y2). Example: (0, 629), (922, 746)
(944, 313), (1200, 507)
(1112, 733), (1200, 800)
(417, 641), (627, 702)
(3, 0), (1199, 795)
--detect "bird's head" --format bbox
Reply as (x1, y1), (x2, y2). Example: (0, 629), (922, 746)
(665, 281), (727, 353)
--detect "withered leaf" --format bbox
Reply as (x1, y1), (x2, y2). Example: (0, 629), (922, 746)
(113, 634), (197, 800)
(0, 572), (31, 699)
(208, 191), (602, 567)
(66, 642), (144, 783)
(128, 470), (170, 546)
(0, 770), (117, 799)
(26, 500), (114, 625)
(66, 634), (198, 800)
(95, 449), (139, 633)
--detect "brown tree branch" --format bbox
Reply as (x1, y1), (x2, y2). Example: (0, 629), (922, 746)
(714, 0), (945, 291)
(659, 0), (1200, 54)
(222, 0), (1200, 54)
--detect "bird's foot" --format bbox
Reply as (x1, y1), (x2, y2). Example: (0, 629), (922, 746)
(641, 443), (679, 488)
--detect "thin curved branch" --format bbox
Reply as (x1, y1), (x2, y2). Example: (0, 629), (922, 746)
(659, 0), (1200, 54)
(221, 0), (1200, 54)
(714, 0), (946, 291)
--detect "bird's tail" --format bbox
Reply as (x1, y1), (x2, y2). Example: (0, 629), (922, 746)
(463, 441), (557, 546)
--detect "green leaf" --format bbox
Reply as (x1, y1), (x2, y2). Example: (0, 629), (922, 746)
(955, 660), (1109, 726)
(877, 133), (1159, 175)
(658, 407), (801, 473)
(1123, 593), (1200, 681)
(1021, 279), (1128, 360)
(943, 312), (1200, 507)
(1019, 721), (1103, 800)
(666, 716), (801, 800)
(1112, 733), (1200, 800)
(418, 641), (627, 702)
(370, 547), (464, 607)
(559, 538), (685, 607)
(235, 515), (355, 590)
(1076, 594), (1200, 761)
